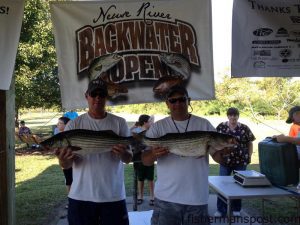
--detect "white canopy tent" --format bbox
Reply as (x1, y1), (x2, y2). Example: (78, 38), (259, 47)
(4, 1), (300, 225)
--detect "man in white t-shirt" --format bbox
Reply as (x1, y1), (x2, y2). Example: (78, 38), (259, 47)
(55, 79), (132, 225)
(142, 85), (226, 225)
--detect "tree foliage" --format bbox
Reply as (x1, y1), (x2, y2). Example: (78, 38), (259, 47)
(15, 0), (60, 121)
(254, 78), (300, 119)
(208, 76), (300, 119)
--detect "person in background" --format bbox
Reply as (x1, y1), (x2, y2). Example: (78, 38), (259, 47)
(285, 105), (300, 159)
(18, 120), (32, 136)
(214, 107), (255, 217)
(54, 116), (72, 208)
(142, 85), (227, 225)
(273, 106), (300, 189)
(54, 116), (70, 135)
(131, 115), (155, 206)
(63, 110), (79, 120)
(55, 79), (132, 225)
(18, 120), (39, 148)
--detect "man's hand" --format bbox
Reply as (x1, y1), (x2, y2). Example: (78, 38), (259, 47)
(111, 144), (133, 164)
(272, 134), (290, 143)
(211, 147), (232, 165)
(151, 146), (169, 159)
(142, 146), (169, 166)
(54, 146), (80, 169)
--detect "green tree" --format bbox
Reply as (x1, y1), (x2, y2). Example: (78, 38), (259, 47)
(255, 78), (300, 119)
(15, 0), (60, 124)
(215, 76), (256, 112)
(213, 76), (300, 120)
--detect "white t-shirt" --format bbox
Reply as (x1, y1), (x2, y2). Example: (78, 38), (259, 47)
(146, 115), (215, 205)
(64, 112), (130, 203)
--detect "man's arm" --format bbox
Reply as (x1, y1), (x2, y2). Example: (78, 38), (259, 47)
(273, 134), (300, 145)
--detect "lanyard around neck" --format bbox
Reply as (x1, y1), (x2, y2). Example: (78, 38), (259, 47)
(172, 114), (191, 133)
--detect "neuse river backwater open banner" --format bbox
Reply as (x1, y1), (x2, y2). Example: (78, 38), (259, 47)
(50, 0), (214, 110)
(232, 0), (300, 77)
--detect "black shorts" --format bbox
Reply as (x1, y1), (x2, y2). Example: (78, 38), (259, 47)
(136, 163), (154, 181)
(68, 198), (129, 225)
(63, 168), (73, 186)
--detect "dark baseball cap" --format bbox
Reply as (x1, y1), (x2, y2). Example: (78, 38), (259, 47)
(166, 85), (189, 98)
(86, 79), (108, 97)
(286, 106), (300, 123)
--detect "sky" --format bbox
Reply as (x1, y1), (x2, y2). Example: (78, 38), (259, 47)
(212, 0), (233, 80)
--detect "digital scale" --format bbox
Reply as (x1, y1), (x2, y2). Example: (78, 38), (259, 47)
(233, 170), (271, 187)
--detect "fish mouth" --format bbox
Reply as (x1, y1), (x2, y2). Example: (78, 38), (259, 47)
(153, 76), (184, 95)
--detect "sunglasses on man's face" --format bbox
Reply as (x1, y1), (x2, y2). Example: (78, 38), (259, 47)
(89, 91), (107, 98)
(168, 97), (188, 104)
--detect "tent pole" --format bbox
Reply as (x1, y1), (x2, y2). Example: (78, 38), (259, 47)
(0, 82), (16, 225)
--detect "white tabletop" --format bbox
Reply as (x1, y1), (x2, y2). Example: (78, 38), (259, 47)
(209, 176), (293, 199)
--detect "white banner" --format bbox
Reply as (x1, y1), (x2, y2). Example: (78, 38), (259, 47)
(232, 0), (300, 77)
(0, 0), (24, 90)
(51, 0), (214, 110)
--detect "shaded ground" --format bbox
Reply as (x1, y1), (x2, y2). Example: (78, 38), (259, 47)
(15, 147), (54, 156)
(44, 199), (68, 225)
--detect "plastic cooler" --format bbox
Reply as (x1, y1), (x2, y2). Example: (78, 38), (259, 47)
(258, 137), (299, 186)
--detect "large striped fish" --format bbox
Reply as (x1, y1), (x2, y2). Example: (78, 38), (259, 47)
(41, 130), (234, 158)
(143, 131), (236, 157)
(88, 54), (122, 80)
(40, 129), (133, 156)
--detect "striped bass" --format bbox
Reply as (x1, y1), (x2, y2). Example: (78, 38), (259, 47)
(40, 129), (132, 156)
(143, 131), (236, 157)
(88, 54), (122, 80)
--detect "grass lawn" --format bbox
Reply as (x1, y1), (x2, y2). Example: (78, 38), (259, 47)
(15, 155), (65, 225)
(15, 111), (298, 225)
